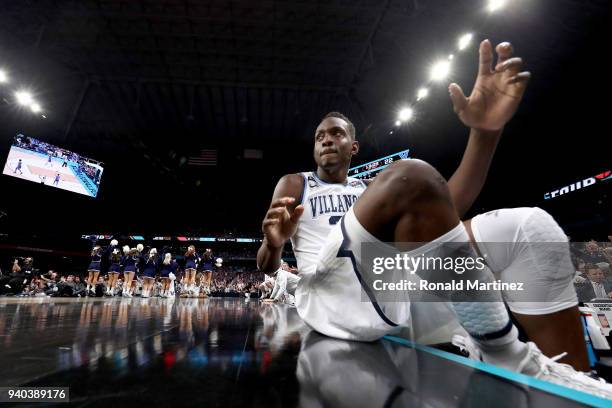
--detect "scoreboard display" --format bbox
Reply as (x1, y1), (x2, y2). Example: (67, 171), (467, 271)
(348, 149), (410, 179)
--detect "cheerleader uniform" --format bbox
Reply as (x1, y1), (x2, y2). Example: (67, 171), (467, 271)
(143, 256), (159, 278)
(122, 255), (138, 273)
(160, 260), (178, 278)
(202, 255), (214, 272)
(185, 253), (199, 270)
(109, 260), (121, 273)
(88, 251), (102, 272)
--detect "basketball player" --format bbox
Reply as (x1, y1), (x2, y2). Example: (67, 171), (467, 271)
(257, 40), (611, 396)
(259, 274), (275, 300)
(53, 173), (61, 186)
(269, 261), (299, 304)
(45, 152), (53, 167)
(13, 159), (23, 175)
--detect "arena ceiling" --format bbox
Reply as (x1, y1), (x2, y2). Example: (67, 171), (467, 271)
(0, 0), (609, 236)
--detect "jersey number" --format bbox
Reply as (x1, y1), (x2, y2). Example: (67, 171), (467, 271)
(329, 216), (342, 225)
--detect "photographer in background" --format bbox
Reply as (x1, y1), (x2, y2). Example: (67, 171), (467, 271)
(40, 270), (59, 296)
(0, 259), (26, 295)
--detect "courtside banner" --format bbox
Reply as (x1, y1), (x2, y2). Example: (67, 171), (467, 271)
(544, 169), (611, 200)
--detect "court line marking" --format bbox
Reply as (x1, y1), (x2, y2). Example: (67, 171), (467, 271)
(383, 335), (611, 408)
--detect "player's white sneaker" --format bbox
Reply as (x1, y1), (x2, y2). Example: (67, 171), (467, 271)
(452, 335), (612, 399)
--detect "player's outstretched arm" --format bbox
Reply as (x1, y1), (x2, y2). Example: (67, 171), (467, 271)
(256, 174), (304, 274)
(447, 40), (530, 217)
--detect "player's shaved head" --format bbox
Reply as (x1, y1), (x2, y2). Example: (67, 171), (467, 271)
(322, 112), (356, 140)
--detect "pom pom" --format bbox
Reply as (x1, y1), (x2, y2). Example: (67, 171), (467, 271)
(136, 244), (144, 252)
(110, 239), (118, 247)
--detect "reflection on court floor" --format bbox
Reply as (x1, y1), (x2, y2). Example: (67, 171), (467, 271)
(0, 297), (606, 407)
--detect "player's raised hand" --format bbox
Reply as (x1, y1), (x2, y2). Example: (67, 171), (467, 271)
(449, 40), (530, 131)
(262, 197), (304, 248)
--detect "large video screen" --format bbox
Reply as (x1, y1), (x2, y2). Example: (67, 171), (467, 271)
(2, 134), (104, 197)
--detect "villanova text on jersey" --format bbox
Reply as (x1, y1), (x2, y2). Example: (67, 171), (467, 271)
(308, 194), (359, 218)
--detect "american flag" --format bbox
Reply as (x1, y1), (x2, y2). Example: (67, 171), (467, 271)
(188, 149), (217, 166)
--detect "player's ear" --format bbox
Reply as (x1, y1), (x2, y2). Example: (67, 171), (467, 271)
(351, 140), (359, 156)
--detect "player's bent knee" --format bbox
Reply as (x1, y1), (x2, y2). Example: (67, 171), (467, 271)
(522, 207), (574, 280)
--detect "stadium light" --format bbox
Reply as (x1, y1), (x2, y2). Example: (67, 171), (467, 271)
(15, 90), (33, 106)
(30, 103), (42, 113)
(458, 33), (473, 50)
(448, 54), (454, 60)
(488, 0), (507, 12)
(0, 69), (7, 83)
(398, 107), (414, 122)
(430, 60), (451, 81)
(417, 88), (429, 101)
(395, 120), (401, 127)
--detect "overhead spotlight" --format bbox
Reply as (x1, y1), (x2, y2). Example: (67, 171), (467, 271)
(0, 70), (7, 83)
(42, 114), (47, 119)
(458, 33), (473, 50)
(395, 120), (401, 127)
(448, 54), (454, 60)
(488, 0), (507, 12)
(15, 90), (33, 106)
(430, 60), (451, 81)
(417, 88), (429, 101)
(30, 103), (42, 113)
(390, 131), (394, 135)
(398, 107), (414, 122)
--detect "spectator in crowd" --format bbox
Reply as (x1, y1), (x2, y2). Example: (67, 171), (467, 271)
(604, 247), (612, 264)
(54, 275), (77, 297)
(73, 276), (86, 296)
(597, 262), (612, 288)
(576, 263), (612, 301)
(579, 241), (608, 264)
(40, 271), (60, 296)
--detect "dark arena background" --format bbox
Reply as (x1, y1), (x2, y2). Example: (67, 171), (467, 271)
(0, 1), (611, 407)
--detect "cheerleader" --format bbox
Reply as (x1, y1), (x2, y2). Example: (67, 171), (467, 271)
(183, 245), (198, 297)
(133, 243), (145, 296)
(121, 246), (139, 297)
(141, 248), (159, 298)
(86, 245), (103, 295)
(106, 239), (121, 296)
(160, 253), (178, 298)
(201, 248), (215, 294)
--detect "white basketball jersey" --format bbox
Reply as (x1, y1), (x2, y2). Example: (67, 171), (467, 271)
(290, 171), (367, 276)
